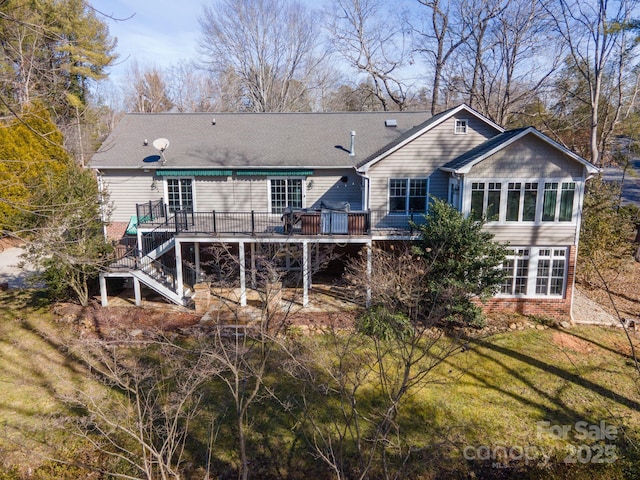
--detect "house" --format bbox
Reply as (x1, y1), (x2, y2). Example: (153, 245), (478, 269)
(90, 104), (599, 320)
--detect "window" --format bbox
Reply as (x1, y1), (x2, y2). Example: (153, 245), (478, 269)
(469, 180), (576, 223)
(499, 246), (569, 297)
(559, 182), (576, 222)
(542, 182), (558, 221)
(501, 248), (529, 295)
(506, 183), (521, 222)
(536, 248), (567, 295)
(523, 182), (538, 221)
(470, 182), (501, 221)
(167, 178), (193, 213)
(389, 178), (428, 213)
(455, 119), (468, 134)
(270, 178), (303, 214)
(542, 182), (575, 222)
(506, 182), (538, 222)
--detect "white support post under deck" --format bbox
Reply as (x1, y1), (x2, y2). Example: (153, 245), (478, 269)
(133, 277), (141, 306)
(99, 275), (108, 306)
(303, 241), (309, 307)
(175, 239), (184, 299)
(239, 242), (247, 307)
(194, 243), (201, 280)
(366, 242), (372, 307)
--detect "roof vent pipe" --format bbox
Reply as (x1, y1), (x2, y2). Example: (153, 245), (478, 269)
(349, 131), (356, 156)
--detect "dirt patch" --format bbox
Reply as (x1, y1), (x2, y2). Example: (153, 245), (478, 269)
(286, 310), (357, 331)
(0, 237), (23, 250)
(54, 289), (360, 340)
(552, 331), (594, 353)
(53, 302), (200, 338)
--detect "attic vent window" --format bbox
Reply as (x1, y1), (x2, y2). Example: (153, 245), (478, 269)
(385, 119), (397, 127)
(455, 119), (468, 134)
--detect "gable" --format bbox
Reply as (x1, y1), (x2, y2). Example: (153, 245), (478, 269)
(442, 127), (598, 177)
(356, 104), (503, 172)
(465, 134), (587, 178)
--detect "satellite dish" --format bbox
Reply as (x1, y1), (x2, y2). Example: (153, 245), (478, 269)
(152, 138), (170, 152)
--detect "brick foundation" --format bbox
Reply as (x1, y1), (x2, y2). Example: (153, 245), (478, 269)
(105, 222), (128, 241)
(479, 245), (576, 321)
(480, 297), (571, 320)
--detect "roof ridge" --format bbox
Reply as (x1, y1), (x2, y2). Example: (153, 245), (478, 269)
(125, 110), (432, 116)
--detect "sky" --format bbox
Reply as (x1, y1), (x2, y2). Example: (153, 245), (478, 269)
(90, 0), (329, 86)
(90, 0), (205, 84)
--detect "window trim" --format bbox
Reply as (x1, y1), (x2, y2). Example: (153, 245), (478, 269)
(498, 246), (569, 298)
(464, 178), (580, 224)
(500, 248), (530, 296)
(454, 119), (468, 135)
(387, 177), (430, 214)
(267, 176), (306, 214)
(163, 176), (196, 213)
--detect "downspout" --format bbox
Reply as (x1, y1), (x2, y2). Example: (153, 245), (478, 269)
(458, 173), (465, 213)
(355, 169), (370, 210)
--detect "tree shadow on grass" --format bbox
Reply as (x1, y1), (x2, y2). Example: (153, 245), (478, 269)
(0, 288), (50, 312)
(463, 336), (640, 415)
(556, 326), (639, 363)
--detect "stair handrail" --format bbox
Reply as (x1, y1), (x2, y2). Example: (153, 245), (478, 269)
(126, 247), (179, 293)
(141, 218), (178, 256)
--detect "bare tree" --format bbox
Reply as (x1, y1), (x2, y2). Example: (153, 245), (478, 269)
(166, 61), (219, 112)
(545, 0), (640, 166)
(324, 0), (413, 111)
(289, 245), (465, 479)
(411, 0), (472, 114)
(457, 0), (561, 125)
(196, 241), (333, 480)
(64, 338), (219, 480)
(198, 0), (325, 112)
(123, 62), (174, 113)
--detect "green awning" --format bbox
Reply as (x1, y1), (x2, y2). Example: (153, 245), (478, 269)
(155, 169), (232, 176)
(235, 169), (314, 176)
(125, 214), (153, 235)
(125, 216), (139, 235)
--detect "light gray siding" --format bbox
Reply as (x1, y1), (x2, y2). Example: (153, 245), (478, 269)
(195, 170), (361, 212)
(104, 170), (364, 221)
(102, 170), (158, 222)
(367, 115), (498, 210)
(196, 176), (265, 211)
(483, 224), (578, 245)
(306, 169), (362, 210)
(469, 136), (584, 178)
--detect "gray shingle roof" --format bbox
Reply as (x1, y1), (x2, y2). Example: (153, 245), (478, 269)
(355, 108), (453, 168)
(90, 111), (432, 170)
